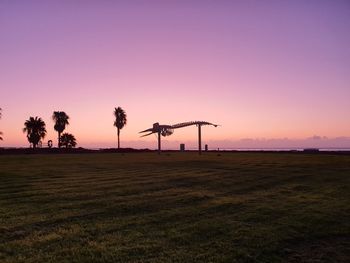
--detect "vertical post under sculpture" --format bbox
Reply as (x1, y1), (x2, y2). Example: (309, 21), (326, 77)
(198, 124), (202, 155)
(158, 131), (161, 154)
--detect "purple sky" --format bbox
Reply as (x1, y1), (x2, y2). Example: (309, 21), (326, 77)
(1, 0), (350, 149)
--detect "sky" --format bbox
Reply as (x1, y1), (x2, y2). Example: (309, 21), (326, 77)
(1, 0), (350, 149)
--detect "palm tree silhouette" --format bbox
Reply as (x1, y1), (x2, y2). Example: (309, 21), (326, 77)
(60, 133), (77, 148)
(113, 107), (127, 149)
(23, 117), (47, 148)
(52, 111), (70, 148)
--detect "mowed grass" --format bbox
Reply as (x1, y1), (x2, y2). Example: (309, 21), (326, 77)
(0, 152), (349, 263)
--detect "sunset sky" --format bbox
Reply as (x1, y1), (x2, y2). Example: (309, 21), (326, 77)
(1, 1), (349, 149)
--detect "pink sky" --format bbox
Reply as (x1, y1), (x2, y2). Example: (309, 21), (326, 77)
(1, 1), (350, 149)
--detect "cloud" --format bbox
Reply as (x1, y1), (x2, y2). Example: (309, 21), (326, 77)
(310, 135), (322, 140)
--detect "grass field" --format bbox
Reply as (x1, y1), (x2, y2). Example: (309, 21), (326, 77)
(0, 152), (349, 262)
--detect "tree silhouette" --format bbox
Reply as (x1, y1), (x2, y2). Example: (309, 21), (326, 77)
(113, 107), (127, 149)
(23, 117), (47, 148)
(0, 108), (3, 141)
(52, 111), (69, 148)
(60, 133), (77, 148)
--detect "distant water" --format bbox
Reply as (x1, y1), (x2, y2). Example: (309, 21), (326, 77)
(160, 147), (350, 151)
(215, 148), (350, 151)
(93, 147), (350, 151)
(3, 147), (349, 152)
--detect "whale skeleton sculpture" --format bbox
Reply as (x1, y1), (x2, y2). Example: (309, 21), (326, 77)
(140, 121), (218, 154)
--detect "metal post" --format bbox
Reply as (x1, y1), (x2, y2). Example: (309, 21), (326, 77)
(158, 131), (161, 154)
(198, 125), (202, 155)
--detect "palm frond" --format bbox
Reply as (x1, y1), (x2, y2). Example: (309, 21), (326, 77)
(113, 107), (127, 129)
(53, 111), (70, 133)
(23, 116), (47, 147)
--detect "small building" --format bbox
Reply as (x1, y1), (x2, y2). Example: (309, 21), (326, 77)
(180, 144), (185, 151)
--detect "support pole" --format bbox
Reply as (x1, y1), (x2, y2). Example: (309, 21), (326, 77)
(198, 125), (202, 155)
(158, 131), (161, 154)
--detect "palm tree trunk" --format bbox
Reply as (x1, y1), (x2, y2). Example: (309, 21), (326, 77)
(58, 132), (61, 148)
(117, 128), (120, 149)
